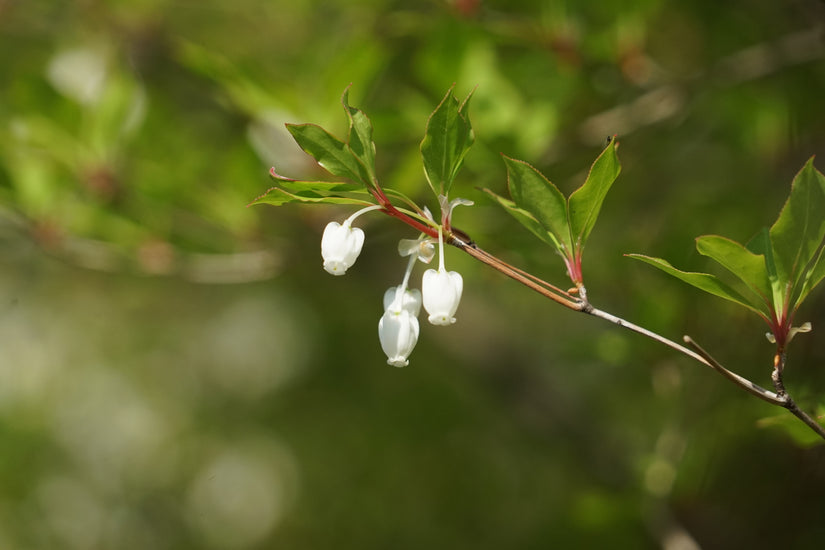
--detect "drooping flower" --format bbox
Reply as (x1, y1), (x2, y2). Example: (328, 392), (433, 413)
(422, 226), (463, 325)
(321, 221), (364, 275)
(320, 205), (383, 276)
(378, 307), (419, 368)
(377, 245), (424, 367)
(379, 286), (421, 368)
(422, 268), (463, 325)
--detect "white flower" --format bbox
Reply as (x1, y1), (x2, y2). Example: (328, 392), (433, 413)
(321, 221), (364, 276)
(398, 238), (436, 264)
(383, 285), (422, 316)
(422, 268), (463, 325)
(378, 307), (419, 367)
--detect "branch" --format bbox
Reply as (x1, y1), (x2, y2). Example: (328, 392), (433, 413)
(771, 352), (825, 440)
(452, 237), (825, 441)
(682, 336), (783, 406)
(451, 237), (580, 309)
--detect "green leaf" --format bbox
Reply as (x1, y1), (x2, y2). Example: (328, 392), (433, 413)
(626, 254), (767, 317)
(420, 87), (475, 196)
(482, 188), (562, 250)
(247, 168), (375, 207)
(286, 123), (371, 186)
(342, 87), (377, 187)
(248, 186), (374, 207)
(746, 227), (786, 315)
(268, 168), (363, 193)
(503, 156), (572, 256)
(770, 158), (825, 309)
(798, 244), (825, 305)
(568, 139), (621, 251)
(695, 235), (772, 315)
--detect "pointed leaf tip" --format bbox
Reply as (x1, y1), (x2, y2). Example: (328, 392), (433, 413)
(341, 87), (378, 188)
(568, 139), (621, 251)
(769, 158), (825, 311)
(420, 87), (475, 197)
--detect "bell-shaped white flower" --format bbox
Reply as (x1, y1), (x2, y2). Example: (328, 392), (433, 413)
(321, 221), (365, 276)
(422, 225), (463, 326)
(320, 205), (383, 276)
(378, 307), (419, 367)
(377, 250), (423, 367)
(422, 268), (463, 325)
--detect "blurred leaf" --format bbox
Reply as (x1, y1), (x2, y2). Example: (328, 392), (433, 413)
(341, 88), (377, 188)
(626, 254), (767, 317)
(420, 87), (475, 197)
(86, 74), (146, 158)
(286, 123), (370, 186)
(769, 158), (825, 310)
(757, 406), (825, 448)
(695, 235), (772, 315)
(568, 140), (621, 252)
(502, 155), (571, 256)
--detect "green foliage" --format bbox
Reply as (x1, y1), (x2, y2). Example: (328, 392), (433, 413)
(483, 169), (565, 250)
(486, 141), (621, 283)
(500, 156), (571, 252)
(629, 159), (825, 346)
(420, 87), (475, 198)
(252, 86), (482, 224)
(770, 158), (825, 310)
(3, 2), (825, 548)
(568, 141), (622, 253)
(286, 123), (372, 188)
(626, 254), (768, 317)
(253, 90), (385, 208)
(248, 170), (373, 207)
(342, 88), (378, 188)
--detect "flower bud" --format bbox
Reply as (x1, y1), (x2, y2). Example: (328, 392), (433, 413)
(321, 221), (364, 275)
(422, 268), (463, 325)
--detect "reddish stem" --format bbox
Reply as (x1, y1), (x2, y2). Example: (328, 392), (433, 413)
(370, 187), (439, 239)
(564, 250), (584, 286)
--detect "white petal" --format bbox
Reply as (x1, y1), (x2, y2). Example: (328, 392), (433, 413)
(383, 286), (422, 316)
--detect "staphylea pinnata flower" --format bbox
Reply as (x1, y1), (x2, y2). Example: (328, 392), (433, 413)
(423, 268), (463, 325)
(422, 227), (463, 325)
(378, 249), (423, 367)
(378, 285), (422, 368)
(320, 205), (382, 275)
(321, 221), (364, 275)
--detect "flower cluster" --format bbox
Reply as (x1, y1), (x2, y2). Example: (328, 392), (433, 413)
(320, 204), (466, 367)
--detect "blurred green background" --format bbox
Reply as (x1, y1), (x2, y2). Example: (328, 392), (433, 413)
(2, 0), (825, 548)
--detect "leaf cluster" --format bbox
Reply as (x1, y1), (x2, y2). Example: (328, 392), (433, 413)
(629, 159), (825, 346)
(249, 89), (382, 207)
(484, 141), (621, 284)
